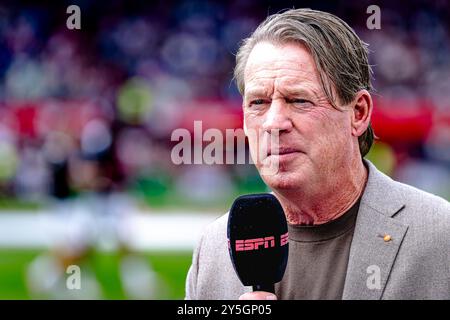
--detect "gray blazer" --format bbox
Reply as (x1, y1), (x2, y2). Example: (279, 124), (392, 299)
(185, 160), (450, 299)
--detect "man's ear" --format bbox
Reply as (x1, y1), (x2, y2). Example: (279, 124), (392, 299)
(351, 90), (373, 138)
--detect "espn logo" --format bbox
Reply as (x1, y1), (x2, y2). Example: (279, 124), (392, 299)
(235, 232), (288, 252)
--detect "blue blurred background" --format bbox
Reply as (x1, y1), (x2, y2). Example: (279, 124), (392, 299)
(0, 0), (449, 299)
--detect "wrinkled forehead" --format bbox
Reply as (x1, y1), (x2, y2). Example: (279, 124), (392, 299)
(243, 41), (322, 91)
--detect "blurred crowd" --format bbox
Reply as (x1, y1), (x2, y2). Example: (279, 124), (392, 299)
(0, 0), (449, 207)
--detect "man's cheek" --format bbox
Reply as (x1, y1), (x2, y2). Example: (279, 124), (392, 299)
(310, 132), (337, 161)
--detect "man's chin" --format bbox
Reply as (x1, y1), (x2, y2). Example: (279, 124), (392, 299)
(260, 172), (302, 190)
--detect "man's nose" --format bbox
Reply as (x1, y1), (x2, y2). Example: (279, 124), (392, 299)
(262, 99), (293, 133)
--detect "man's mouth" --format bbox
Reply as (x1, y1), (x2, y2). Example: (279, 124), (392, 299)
(267, 147), (301, 156)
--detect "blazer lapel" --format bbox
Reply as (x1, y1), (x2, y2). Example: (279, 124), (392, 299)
(342, 204), (408, 299)
(342, 160), (409, 300)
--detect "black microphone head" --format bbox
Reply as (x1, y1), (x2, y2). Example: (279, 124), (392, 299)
(227, 193), (288, 289)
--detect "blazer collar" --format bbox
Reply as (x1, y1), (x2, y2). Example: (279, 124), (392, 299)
(359, 160), (406, 218)
(342, 160), (409, 300)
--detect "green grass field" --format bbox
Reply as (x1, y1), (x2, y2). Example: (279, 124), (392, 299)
(0, 249), (192, 300)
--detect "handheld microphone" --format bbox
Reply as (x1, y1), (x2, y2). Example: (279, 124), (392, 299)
(227, 193), (288, 294)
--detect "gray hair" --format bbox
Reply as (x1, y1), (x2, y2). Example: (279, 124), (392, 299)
(234, 8), (374, 157)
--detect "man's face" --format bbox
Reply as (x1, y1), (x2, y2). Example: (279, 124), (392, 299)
(243, 41), (356, 192)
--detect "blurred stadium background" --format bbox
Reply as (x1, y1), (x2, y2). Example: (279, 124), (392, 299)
(0, 0), (449, 299)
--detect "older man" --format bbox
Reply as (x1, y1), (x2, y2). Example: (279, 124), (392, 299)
(185, 8), (450, 300)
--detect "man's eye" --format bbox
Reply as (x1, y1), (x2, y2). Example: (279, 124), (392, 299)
(289, 98), (312, 104)
(288, 98), (314, 107)
(249, 99), (266, 106)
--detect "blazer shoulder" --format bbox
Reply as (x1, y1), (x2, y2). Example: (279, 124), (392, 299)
(364, 160), (450, 228)
(195, 212), (229, 259)
(185, 213), (229, 299)
(203, 213), (229, 237)
(393, 179), (450, 216)
(390, 179), (450, 238)
(189, 212), (245, 299)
